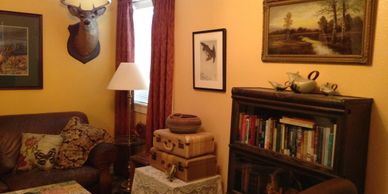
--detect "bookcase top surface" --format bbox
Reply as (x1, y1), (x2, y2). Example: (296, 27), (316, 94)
(232, 87), (373, 108)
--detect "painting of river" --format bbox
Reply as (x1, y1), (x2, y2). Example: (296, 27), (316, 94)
(262, 0), (376, 64)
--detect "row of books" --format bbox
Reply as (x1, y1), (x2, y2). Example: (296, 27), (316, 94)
(239, 164), (272, 194)
(237, 113), (337, 168)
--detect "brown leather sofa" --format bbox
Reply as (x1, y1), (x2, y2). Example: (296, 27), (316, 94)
(300, 178), (358, 194)
(0, 112), (117, 194)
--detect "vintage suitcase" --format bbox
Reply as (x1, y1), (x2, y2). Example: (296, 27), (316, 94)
(153, 129), (215, 158)
(150, 147), (217, 182)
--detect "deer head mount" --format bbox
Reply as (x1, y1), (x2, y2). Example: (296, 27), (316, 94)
(60, 0), (110, 64)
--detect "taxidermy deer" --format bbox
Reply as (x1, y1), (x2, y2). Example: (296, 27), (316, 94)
(60, 0), (110, 63)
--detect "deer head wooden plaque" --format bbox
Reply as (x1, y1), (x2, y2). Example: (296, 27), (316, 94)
(60, 0), (110, 63)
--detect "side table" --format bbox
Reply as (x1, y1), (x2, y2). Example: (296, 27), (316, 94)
(131, 166), (223, 194)
(114, 137), (145, 178)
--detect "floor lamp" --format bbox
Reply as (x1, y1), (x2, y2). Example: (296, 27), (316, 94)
(107, 62), (147, 192)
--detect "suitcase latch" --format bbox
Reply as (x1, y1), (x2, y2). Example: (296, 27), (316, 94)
(178, 142), (184, 149)
(177, 162), (184, 171)
(177, 140), (185, 149)
(151, 152), (156, 160)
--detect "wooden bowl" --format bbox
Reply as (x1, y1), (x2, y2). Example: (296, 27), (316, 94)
(166, 113), (201, 134)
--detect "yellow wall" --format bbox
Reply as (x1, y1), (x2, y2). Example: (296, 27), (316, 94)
(0, 0), (117, 134)
(174, 0), (388, 193)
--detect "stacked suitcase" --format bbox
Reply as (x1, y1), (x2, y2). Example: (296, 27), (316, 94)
(150, 129), (217, 182)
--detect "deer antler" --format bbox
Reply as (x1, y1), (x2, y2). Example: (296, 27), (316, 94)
(60, 0), (81, 8)
(92, 0), (111, 10)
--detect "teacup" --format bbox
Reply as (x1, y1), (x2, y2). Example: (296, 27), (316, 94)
(320, 82), (338, 95)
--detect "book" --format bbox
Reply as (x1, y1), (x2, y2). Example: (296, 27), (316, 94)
(245, 115), (250, 144)
(289, 127), (297, 157)
(280, 123), (286, 152)
(272, 121), (278, 152)
(259, 118), (266, 148)
(239, 113), (246, 143)
(255, 118), (262, 147)
(317, 126), (324, 164)
(322, 127), (330, 167)
(280, 123), (287, 153)
(331, 124), (337, 168)
(249, 115), (257, 145)
(264, 118), (273, 150)
(296, 127), (303, 159)
(279, 116), (315, 129)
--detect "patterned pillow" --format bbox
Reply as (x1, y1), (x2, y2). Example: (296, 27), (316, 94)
(55, 116), (113, 169)
(16, 133), (63, 171)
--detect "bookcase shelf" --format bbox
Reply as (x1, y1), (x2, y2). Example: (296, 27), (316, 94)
(227, 87), (372, 194)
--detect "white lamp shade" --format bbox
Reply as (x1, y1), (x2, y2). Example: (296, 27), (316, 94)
(107, 62), (147, 91)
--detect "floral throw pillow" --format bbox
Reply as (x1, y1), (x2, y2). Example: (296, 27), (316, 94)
(55, 116), (113, 169)
(17, 133), (63, 171)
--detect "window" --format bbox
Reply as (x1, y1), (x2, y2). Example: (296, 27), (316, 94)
(133, 0), (153, 106)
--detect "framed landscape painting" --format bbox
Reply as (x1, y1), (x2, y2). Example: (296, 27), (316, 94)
(193, 29), (226, 91)
(0, 10), (42, 89)
(262, 0), (376, 65)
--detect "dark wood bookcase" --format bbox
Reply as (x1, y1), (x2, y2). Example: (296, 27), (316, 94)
(227, 87), (372, 194)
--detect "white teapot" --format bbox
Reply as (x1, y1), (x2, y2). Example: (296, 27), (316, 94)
(287, 71), (319, 93)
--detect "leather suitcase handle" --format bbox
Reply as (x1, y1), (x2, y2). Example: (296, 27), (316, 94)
(163, 141), (175, 151)
(166, 164), (177, 182)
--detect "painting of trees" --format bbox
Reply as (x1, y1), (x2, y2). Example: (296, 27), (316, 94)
(264, 0), (374, 61)
(283, 12), (293, 40)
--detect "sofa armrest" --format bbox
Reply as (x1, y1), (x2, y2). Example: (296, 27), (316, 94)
(300, 178), (357, 194)
(0, 180), (8, 193)
(86, 143), (117, 170)
(86, 143), (117, 194)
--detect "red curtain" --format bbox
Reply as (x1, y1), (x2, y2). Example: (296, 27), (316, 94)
(145, 0), (175, 150)
(115, 0), (135, 139)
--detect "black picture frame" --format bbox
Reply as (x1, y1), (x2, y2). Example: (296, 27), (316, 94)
(262, 0), (376, 65)
(0, 10), (43, 89)
(193, 28), (226, 91)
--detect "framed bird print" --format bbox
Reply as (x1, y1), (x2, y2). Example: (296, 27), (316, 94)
(193, 28), (226, 91)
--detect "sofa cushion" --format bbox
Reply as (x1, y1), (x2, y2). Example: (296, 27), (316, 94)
(55, 117), (113, 169)
(16, 133), (63, 171)
(0, 129), (21, 175)
(0, 180), (8, 193)
(1, 166), (99, 191)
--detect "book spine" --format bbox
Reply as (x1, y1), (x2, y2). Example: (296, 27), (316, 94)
(281, 123), (286, 153)
(249, 115), (257, 145)
(313, 127), (319, 163)
(296, 127), (303, 159)
(272, 121), (278, 152)
(327, 131), (333, 167)
(306, 130), (314, 162)
(317, 126), (323, 164)
(245, 115), (250, 144)
(264, 118), (273, 150)
(255, 117), (261, 147)
(289, 127), (296, 157)
(279, 116), (315, 129)
(323, 127), (330, 167)
(330, 124), (337, 168)
(276, 122), (282, 152)
(260, 118), (266, 148)
(240, 114), (246, 143)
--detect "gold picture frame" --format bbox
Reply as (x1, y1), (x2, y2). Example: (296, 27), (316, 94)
(261, 0), (376, 65)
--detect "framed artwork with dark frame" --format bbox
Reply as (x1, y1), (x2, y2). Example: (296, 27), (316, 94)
(0, 10), (42, 89)
(193, 28), (226, 91)
(262, 0), (376, 65)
